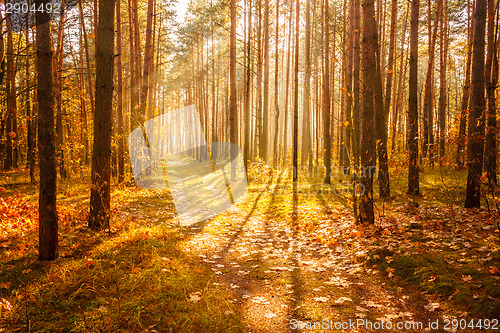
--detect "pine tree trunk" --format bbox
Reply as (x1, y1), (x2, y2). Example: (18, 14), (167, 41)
(358, 0), (377, 223)
(464, 0), (487, 208)
(116, 0), (125, 183)
(323, 0), (331, 184)
(438, 0), (448, 165)
(302, 0), (312, 169)
(408, 0), (420, 195)
(89, 0), (116, 229)
(455, 0), (472, 169)
(292, 0), (300, 181)
(484, 0), (497, 184)
(230, 0), (238, 179)
(36, 0), (58, 260)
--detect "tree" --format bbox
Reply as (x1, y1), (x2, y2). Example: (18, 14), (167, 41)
(301, 0), (312, 169)
(116, 0), (125, 183)
(464, 0), (487, 208)
(89, 0), (116, 229)
(323, 0), (331, 184)
(292, 0), (300, 182)
(261, 0), (270, 162)
(229, 0), (238, 179)
(358, 0), (378, 223)
(438, 0), (448, 165)
(408, 0), (420, 195)
(484, 0), (497, 184)
(455, 0), (473, 169)
(36, 0), (58, 260)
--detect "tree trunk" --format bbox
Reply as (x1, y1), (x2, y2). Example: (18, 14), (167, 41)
(230, 0), (238, 179)
(484, 0), (498, 183)
(36, 0), (58, 260)
(89, 0), (116, 229)
(261, 0), (270, 162)
(464, 0), (487, 208)
(456, 0), (472, 169)
(273, 0), (281, 168)
(55, 2), (67, 179)
(116, 0), (125, 183)
(323, 0), (331, 184)
(408, 0), (420, 195)
(4, 15), (15, 171)
(302, 0), (312, 169)
(422, 0), (442, 162)
(358, 0), (377, 223)
(438, 0), (448, 165)
(292, 0), (300, 182)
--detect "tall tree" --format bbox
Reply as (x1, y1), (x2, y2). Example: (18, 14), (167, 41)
(408, 0), (420, 195)
(89, 0), (116, 229)
(438, 0), (448, 165)
(464, 0), (487, 208)
(422, 0), (442, 161)
(229, 0), (238, 179)
(138, 0), (155, 123)
(292, 0), (300, 182)
(323, 0), (331, 184)
(4, 14), (16, 171)
(378, 0), (398, 198)
(116, 0), (125, 182)
(55, 1), (67, 178)
(484, 0), (498, 183)
(455, 0), (473, 169)
(302, 0), (312, 169)
(358, 0), (377, 223)
(36, 0), (58, 260)
(261, 0), (270, 162)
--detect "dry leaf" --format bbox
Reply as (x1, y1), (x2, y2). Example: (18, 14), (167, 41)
(489, 266), (500, 276)
(189, 292), (201, 303)
(461, 275), (473, 282)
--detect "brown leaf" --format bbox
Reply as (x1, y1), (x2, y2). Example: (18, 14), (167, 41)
(489, 266), (500, 276)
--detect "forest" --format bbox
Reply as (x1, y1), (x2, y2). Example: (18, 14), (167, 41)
(0, 0), (499, 331)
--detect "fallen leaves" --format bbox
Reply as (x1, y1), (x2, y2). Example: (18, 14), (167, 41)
(189, 292), (201, 303)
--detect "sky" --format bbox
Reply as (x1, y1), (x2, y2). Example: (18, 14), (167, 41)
(174, 0), (190, 23)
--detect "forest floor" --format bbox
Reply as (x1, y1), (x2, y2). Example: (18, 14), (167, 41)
(0, 163), (499, 332)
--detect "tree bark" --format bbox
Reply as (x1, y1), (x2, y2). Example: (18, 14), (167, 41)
(292, 0), (300, 182)
(89, 0), (116, 229)
(36, 0), (58, 260)
(455, 0), (472, 169)
(323, 0), (331, 184)
(116, 0), (125, 183)
(358, 0), (377, 223)
(408, 0), (420, 195)
(464, 0), (487, 208)
(484, 0), (498, 183)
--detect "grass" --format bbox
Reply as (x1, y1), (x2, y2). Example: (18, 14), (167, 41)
(0, 180), (243, 332)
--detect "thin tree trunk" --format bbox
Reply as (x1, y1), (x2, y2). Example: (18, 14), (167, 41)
(262, 0), (270, 162)
(408, 0), (420, 195)
(230, 0), (238, 179)
(438, 0), (448, 165)
(323, 0), (331, 184)
(456, 0), (472, 169)
(292, 0), (300, 182)
(302, 0), (312, 168)
(484, 0), (498, 183)
(116, 0), (124, 182)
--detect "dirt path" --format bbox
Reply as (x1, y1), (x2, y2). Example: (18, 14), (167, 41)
(180, 176), (448, 333)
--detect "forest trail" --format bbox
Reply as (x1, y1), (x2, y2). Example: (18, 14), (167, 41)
(179, 172), (445, 332)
